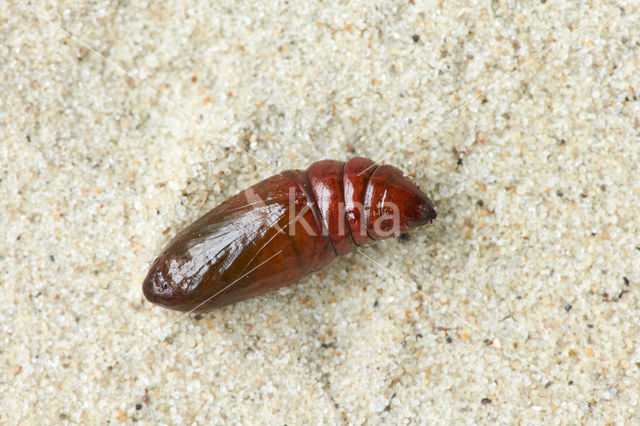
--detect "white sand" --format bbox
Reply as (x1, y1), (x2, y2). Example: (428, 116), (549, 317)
(2, 0), (639, 423)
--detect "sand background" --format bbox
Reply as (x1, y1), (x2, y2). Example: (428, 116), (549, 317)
(2, 0), (640, 423)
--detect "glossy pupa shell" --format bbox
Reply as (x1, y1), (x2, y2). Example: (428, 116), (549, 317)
(142, 157), (437, 312)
